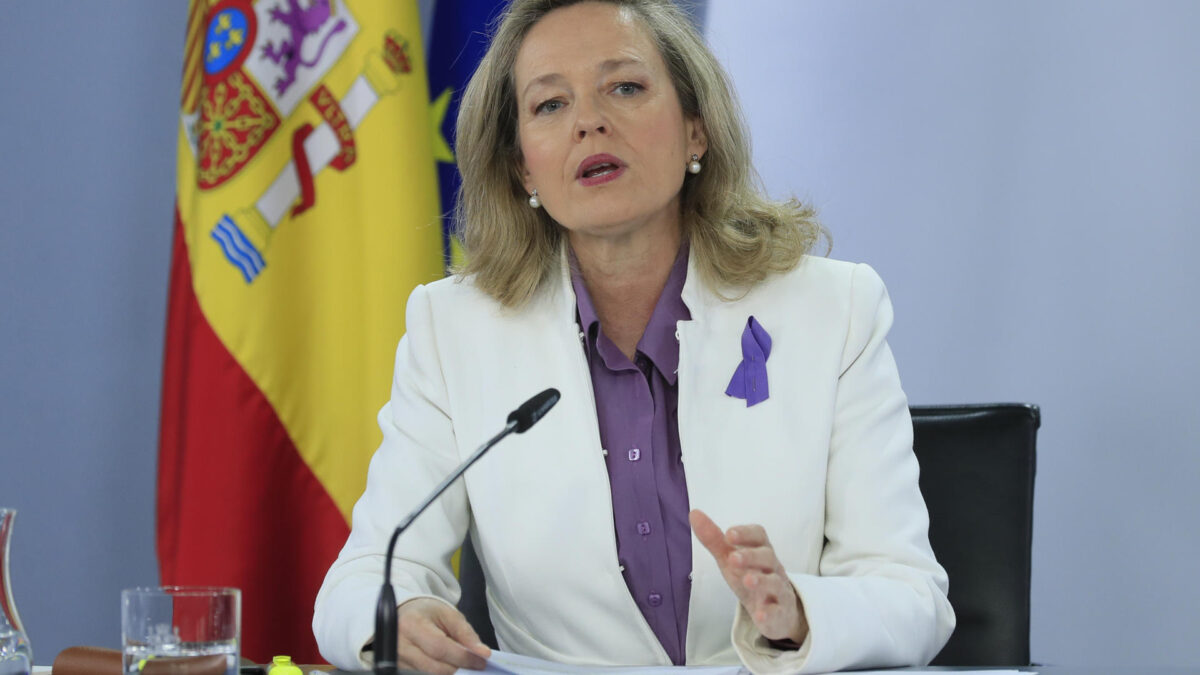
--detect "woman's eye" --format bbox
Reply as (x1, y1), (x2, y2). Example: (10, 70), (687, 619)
(613, 82), (643, 96)
(535, 99), (563, 114)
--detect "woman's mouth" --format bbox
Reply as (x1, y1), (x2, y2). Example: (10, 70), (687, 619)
(576, 154), (627, 186)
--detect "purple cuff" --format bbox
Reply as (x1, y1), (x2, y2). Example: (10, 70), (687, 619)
(725, 316), (771, 407)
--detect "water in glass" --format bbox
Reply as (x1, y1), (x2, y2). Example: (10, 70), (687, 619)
(0, 508), (32, 675)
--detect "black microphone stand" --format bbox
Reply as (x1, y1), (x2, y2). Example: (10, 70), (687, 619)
(373, 388), (560, 675)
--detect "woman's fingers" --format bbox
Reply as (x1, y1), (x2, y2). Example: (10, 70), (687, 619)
(398, 616), (458, 675)
(689, 508), (733, 559)
(725, 523), (770, 547)
(692, 512), (776, 574)
(397, 640), (457, 675)
(729, 545), (781, 574)
(403, 622), (487, 674)
(738, 573), (786, 638)
(437, 606), (492, 660)
(397, 599), (490, 673)
(740, 572), (806, 642)
(689, 511), (809, 644)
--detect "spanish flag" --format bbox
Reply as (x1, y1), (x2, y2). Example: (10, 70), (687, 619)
(159, 0), (444, 662)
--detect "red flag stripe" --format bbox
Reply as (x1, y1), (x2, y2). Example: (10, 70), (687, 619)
(158, 210), (349, 662)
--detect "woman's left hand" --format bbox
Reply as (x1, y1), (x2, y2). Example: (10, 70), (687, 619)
(690, 508), (809, 646)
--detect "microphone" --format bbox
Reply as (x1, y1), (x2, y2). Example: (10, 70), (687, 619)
(373, 388), (561, 675)
(507, 387), (560, 432)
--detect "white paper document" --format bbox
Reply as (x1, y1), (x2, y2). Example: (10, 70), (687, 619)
(466, 650), (749, 674)
(853, 671), (1032, 675)
(459, 650), (1034, 674)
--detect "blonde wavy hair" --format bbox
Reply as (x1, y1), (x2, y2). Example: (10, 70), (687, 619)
(454, 0), (828, 307)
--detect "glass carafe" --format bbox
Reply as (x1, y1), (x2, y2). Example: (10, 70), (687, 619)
(0, 508), (31, 675)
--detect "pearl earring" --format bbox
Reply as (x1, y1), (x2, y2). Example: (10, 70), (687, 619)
(687, 154), (702, 175)
(528, 189), (541, 208)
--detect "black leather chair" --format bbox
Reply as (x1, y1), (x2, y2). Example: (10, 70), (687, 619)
(457, 403), (1040, 666)
(456, 535), (497, 649)
(912, 403), (1039, 666)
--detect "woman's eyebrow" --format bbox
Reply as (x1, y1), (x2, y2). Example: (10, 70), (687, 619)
(596, 56), (647, 75)
(521, 57), (649, 101)
(522, 72), (567, 101)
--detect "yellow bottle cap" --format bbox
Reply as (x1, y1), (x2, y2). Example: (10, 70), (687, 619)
(268, 655), (303, 675)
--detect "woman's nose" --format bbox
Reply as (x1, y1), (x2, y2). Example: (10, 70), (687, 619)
(573, 97), (609, 140)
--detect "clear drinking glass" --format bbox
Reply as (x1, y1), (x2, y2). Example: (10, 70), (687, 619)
(121, 587), (240, 675)
(1, 508), (32, 675)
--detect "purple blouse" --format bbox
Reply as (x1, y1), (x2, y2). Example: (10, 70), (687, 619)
(571, 245), (693, 665)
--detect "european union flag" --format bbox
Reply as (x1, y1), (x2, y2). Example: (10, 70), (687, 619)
(428, 0), (508, 268)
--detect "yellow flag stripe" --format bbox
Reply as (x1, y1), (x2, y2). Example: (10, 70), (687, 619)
(177, 1), (444, 521)
(181, 0), (206, 113)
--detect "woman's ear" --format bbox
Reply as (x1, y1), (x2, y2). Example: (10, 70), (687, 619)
(519, 159), (533, 194)
(687, 116), (708, 159)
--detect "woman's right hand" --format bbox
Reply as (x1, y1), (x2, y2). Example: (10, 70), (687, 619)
(394, 597), (492, 674)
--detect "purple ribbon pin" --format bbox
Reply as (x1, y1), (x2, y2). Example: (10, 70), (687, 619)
(725, 316), (771, 407)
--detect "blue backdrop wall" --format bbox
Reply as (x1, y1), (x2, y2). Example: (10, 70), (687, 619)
(0, 1), (185, 662)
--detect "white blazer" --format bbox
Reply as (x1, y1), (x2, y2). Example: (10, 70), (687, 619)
(313, 252), (955, 674)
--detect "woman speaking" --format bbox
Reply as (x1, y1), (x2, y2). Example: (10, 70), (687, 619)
(314, 1), (955, 673)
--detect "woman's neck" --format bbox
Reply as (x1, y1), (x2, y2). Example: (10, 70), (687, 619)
(569, 223), (683, 360)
